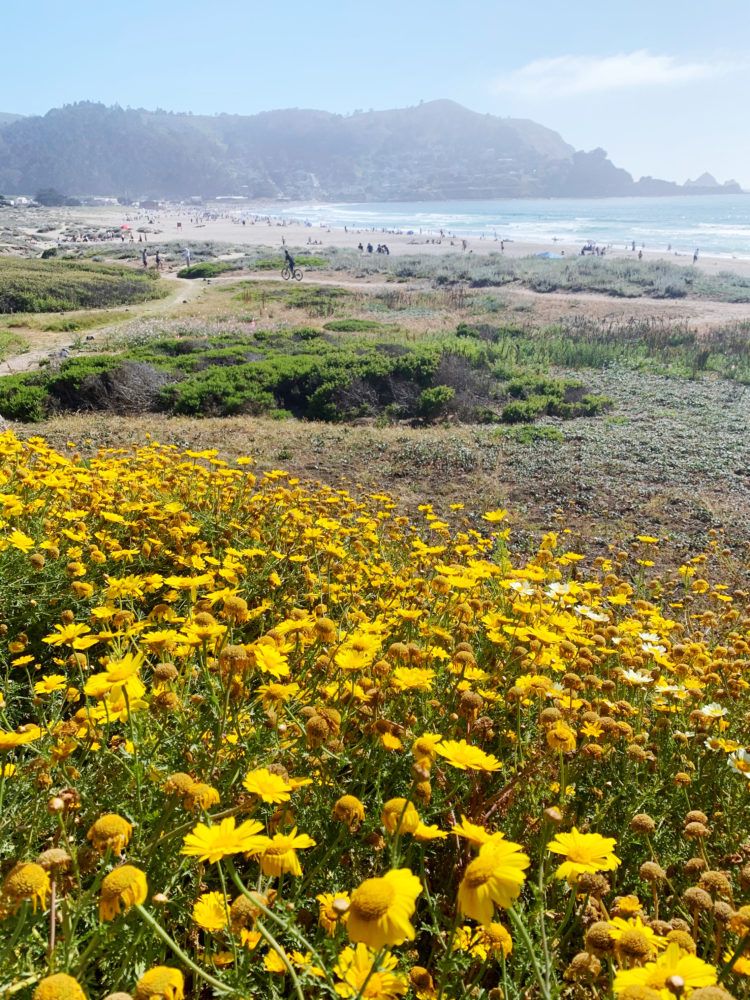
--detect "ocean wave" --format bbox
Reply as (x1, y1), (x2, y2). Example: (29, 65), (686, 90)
(275, 196), (750, 255)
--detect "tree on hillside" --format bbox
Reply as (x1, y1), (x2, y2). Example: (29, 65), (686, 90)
(35, 188), (71, 206)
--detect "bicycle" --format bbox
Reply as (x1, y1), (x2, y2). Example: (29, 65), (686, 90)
(281, 267), (303, 281)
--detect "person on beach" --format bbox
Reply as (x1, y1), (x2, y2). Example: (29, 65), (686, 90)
(182, 248), (191, 268)
(141, 248), (147, 268)
(284, 248), (296, 272)
(155, 250), (161, 270)
(693, 248), (699, 264)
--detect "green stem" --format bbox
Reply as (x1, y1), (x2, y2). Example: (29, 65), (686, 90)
(352, 946), (385, 1000)
(255, 920), (305, 1000)
(226, 860), (336, 995)
(436, 907), (461, 1000)
(217, 861), (240, 971)
(508, 906), (553, 1000)
(123, 689), (143, 814)
(134, 904), (234, 994)
(558, 751), (566, 806)
(537, 851), (551, 995)
(718, 930), (750, 982)
(74, 927), (106, 976)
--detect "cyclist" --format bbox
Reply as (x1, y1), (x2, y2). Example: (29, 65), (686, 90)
(284, 248), (296, 274)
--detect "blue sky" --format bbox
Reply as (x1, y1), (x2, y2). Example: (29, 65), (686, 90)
(4, 0), (749, 184)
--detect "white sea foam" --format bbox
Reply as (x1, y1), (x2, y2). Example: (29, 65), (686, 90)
(277, 194), (750, 256)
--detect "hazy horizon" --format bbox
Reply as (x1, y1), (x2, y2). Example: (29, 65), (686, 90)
(3, 0), (749, 187)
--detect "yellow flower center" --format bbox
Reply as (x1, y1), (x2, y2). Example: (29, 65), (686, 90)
(100, 865), (146, 915)
(264, 839), (293, 857)
(33, 973), (87, 1000)
(89, 814), (131, 846)
(350, 879), (396, 920)
(463, 856), (497, 889)
(4, 862), (49, 900)
(134, 967), (184, 1000)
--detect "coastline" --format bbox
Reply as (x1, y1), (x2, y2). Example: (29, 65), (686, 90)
(4, 201), (750, 278)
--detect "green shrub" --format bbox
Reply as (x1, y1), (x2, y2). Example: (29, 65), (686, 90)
(324, 318), (394, 333)
(177, 261), (240, 279)
(0, 318), (613, 428)
(417, 385), (455, 421)
(0, 380), (49, 421)
(501, 397), (549, 424)
(42, 310), (130, 333)
(254, 255), (327, 271)
(0, 258), (166, 313)
(576, 394), (613, 416)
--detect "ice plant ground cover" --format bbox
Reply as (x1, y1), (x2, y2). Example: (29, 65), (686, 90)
(0, 431), (748, 999)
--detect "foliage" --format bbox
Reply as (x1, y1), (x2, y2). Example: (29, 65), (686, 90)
(417, 384), (456, 421)
(0, 327), (29, 362)
(254, 256), (328, 270)
(493, 424), (565, 444)
(323, 318), (396, 333)
(34, 187), (79, 207)
(0, 326), (611, 425)
(0, 380), (48, 420)
(41, 310), (130, 333)
(176, 261), (241, 279)
(318, 248), (750, 302)
(459, 316), (750, 384)
(0, 258), (166, 313)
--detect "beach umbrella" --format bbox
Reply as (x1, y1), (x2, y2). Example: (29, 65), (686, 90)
(120, 224), (131, 230)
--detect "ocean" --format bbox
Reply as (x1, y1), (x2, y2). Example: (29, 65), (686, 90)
(275, 194), (750, 260)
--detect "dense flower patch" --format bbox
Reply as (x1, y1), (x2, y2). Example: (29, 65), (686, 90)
(0, 431), (749, 999)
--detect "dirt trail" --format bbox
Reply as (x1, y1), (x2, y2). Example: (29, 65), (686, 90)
(0, 273), (207, 375)
(506, 284), (750, 327)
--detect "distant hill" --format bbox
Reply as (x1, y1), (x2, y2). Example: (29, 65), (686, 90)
(0, 112), (23, 128)
(0, 100), (742, 201)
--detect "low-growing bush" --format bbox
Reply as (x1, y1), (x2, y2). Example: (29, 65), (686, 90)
(417, 384), (456, 421)
(177, 261), (241, 279)
(254, 254), (328, 270)
(0, 323), (611, 428)
(0, 258), (166, 312)
(323, 318), (396, 333)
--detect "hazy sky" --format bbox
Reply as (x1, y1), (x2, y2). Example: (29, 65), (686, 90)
(4, 0), (749, 186)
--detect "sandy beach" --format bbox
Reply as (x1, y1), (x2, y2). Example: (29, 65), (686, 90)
(5, 202), (750, 278)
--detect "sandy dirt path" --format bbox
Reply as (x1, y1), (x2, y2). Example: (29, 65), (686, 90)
(0, 272), (207, 375)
